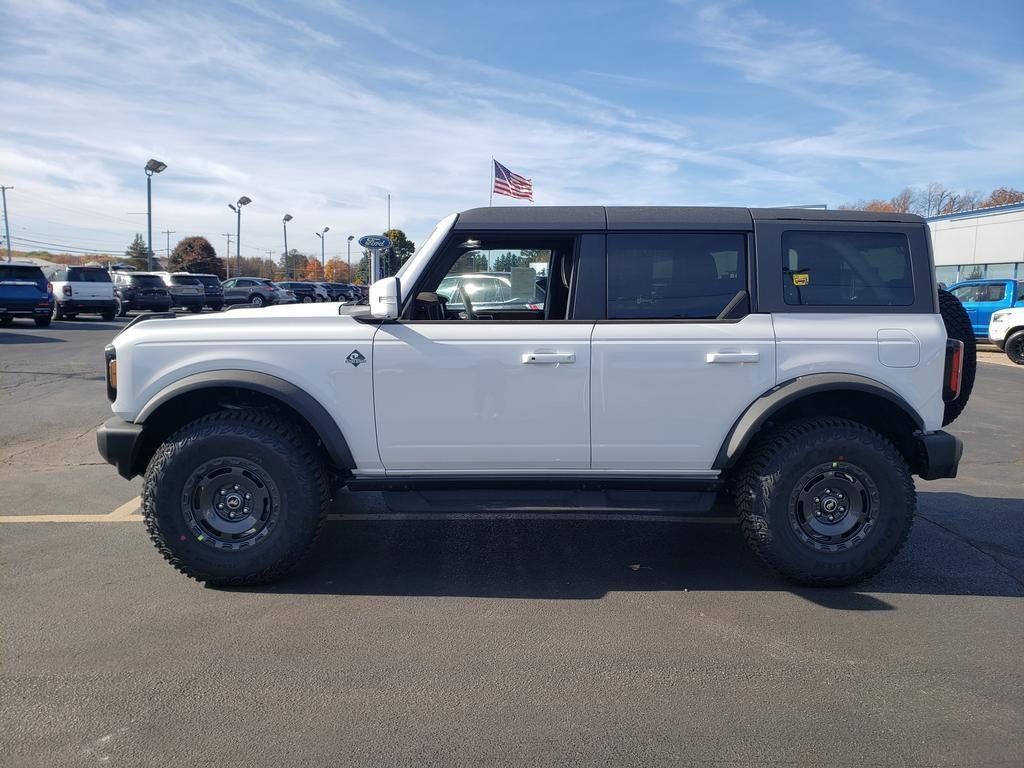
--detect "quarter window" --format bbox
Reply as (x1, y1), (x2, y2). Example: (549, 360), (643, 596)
(607, 233), (747, 320)
(783, 231), (913, 306)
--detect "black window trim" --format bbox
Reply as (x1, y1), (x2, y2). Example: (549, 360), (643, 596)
(599, 229), (753, 324)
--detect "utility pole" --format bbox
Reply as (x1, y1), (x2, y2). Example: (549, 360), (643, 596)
(162, 229), (176, 262)
(222, 233), (233, 278)
(1, 185), (12, 262)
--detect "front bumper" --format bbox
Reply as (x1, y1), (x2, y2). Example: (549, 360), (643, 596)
(916, 430), (963, 480)
(96, 416), (144, 479)
(991, 337), (1005, 351)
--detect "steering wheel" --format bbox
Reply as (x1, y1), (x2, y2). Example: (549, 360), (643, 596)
(457, 284), (476, 320)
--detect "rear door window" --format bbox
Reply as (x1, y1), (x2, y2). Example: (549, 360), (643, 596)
(607, 233), (747, 319)
(783, 231), (913, 306)
(67, 268), (112, 283)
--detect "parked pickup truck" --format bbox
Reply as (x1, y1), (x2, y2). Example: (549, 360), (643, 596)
(97, 206), (975, 589)
(947, 279), (1024, 337)
(0, 262), (53, 327)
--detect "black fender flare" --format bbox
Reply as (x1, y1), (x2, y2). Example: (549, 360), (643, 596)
(136, 370), (355, 470)
(713, 373), (925, 470)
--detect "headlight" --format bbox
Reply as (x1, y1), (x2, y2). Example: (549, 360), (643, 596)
(991, 310), (1010, 322)
(104, 344), (117, 402)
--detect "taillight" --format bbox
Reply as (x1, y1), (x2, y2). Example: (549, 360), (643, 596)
(104, 344), (117, 402)
(943, 339), (964, 402)
(62, 285), (73, 297)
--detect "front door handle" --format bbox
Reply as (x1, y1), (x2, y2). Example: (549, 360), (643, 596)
(522, 353), (576, 364)
(706, 352), (760, 364)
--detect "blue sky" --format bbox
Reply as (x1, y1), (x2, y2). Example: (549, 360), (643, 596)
(1, 0), (1021, 260)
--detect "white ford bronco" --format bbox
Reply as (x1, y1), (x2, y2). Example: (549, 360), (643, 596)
(97, 206), (973, 587)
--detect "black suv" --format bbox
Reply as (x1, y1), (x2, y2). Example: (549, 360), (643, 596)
(276, 281), (318, 303)
(112, 272), (172, 316)
(191, 274), (225, 311)
(0, 262), (53, 326)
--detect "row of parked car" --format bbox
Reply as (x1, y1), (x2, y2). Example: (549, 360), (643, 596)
(0, 261), (369, 326)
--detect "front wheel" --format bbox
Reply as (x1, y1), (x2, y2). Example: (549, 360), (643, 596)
(143, 410), (330, 586)
(733, 418), (915, 587)
(1005, 330), (1024, 365)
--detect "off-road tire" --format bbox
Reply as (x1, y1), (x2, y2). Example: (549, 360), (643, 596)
(733, 417), (915, 587)
(143, 410), (330, 586)
(1005, 329), (1024, 365)
(34, 316), (51, 327)
(938, 288), (975, 425)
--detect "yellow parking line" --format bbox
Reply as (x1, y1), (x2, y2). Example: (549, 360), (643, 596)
(0, 496), (142, 523)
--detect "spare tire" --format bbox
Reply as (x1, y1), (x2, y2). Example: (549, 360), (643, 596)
(938, 288), (975, 426)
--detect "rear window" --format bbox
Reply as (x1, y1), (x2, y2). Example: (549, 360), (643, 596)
(607, 233), (747, 319)
(170, 275), (201, 286)
(950, 283), (1007, 303)
(783, 231), (913, 307)
(130, 275), (165, 288)
(0, 265), (45, 282)
(67, 267), (112, 283)
(193, 275), (222, 288)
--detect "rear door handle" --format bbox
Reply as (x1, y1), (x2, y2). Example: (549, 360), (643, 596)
(706, 352), (760, 364)
(522, 353), (576, 364)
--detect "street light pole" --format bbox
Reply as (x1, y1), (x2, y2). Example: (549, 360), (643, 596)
(347, 235), (354, 282)
(1, 185), (12, 262)
(228, 196), (251, 276)
(314, 227), (330, 271)
(282, 214), (292, 277)
(144, 159), (167, 271)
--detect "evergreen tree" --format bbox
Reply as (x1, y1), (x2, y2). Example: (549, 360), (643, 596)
(125, 233), (149, 269)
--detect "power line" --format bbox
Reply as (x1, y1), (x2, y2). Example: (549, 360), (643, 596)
(162, 229), (176, 257)
(1, 185), (12, 262)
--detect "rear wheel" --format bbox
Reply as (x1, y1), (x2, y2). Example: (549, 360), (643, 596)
(143, 410), (330, 586)
(0, 316), (12, 325)
(34, 316), (51, 327)
(101, 309), (116, 321)
(1005, 329), (1024, 365)
(52, 302), (64, 321)
(116, 296), (127, 316)
(250, 294), (265, 307)
(938, 288), (975, 425)
(733, 417), (915, 587)
(187, 305), (202, 314)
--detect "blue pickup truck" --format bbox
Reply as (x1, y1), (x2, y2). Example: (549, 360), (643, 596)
(947, 278), (1024, 338)
(0, 262), (53, 327)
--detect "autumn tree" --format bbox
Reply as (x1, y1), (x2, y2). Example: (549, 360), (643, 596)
(279, 249), (309, 280)
(981, 187), (1024, 208)
(324, 258), (350, 282)
(169, 236), (224, 278)
(304, 260), (325, 281)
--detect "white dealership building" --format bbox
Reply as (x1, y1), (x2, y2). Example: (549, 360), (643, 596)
(928, 201), (1024, 285)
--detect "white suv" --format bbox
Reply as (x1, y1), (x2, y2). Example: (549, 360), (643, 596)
(989, 306), (1024, 364)
(43, 264), (116, 320)
(96, 206), (973, 588)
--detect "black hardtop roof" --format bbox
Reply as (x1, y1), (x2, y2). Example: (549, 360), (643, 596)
(454, 206), (923, 231)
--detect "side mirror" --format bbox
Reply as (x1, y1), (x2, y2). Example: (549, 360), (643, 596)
(369, 276), (402, 319)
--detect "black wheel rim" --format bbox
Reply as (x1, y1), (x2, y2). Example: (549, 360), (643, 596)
(788, 461), (879, 552)
(1009, 336), (1024, 364)
(181, 457), (280, 550)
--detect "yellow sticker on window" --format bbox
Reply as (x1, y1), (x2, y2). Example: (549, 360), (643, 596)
(792, 273), (810, 286)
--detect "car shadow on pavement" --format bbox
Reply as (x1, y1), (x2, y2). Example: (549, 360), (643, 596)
(239, 492), (1024, 608)
(0, 331), (65, 344)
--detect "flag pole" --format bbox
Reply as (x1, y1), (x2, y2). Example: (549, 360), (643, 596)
(489, 157), (493, 207)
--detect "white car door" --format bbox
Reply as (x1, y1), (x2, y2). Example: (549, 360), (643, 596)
(590, 231), (776, 473)
(372, 234), (591, 473)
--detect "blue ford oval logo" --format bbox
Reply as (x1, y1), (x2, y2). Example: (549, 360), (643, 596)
(358, 235), (392, 249)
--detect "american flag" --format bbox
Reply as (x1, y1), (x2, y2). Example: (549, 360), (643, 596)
(492, 159), (533, 201)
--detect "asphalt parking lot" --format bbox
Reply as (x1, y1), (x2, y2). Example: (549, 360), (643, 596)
(1, 316), (1022, 767)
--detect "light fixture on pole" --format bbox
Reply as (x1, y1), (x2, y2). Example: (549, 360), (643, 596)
(144, 158), (167, 270)
(347, 235), (354, 282)
(282, 214), (293, 277)
(314, 226), (329, 270)
(228, 196), (251, 275)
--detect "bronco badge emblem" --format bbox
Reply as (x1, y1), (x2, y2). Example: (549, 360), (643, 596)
(345, 349), (366, 367)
